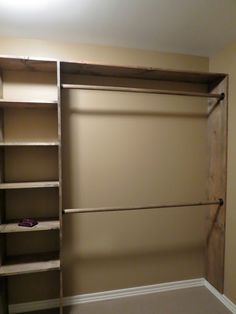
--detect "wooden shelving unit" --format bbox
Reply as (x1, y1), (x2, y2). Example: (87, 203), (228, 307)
(0, 56), (63, 314)
(0, 55), (228, 313)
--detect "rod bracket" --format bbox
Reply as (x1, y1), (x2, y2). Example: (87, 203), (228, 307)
(220, 93), (225, 101)
(219, 198), (224, 206)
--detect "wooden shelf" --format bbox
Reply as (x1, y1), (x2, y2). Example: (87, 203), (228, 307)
(0, 253), (60, 277)
(0, 99), (57, 109)
(0, 56), (57, 72)
(0, 181), (59, 189)
(60, 61), (227, 88)
(0, 220), (60, 233)
(0, 141), (59, 147)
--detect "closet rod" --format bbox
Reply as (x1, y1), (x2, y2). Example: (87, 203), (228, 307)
(62, 84), (223, 99)
(63, 199), (223, 214)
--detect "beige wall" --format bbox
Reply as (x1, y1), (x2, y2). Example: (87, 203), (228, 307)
(62, 89), (207, 296)
(210, 42), (236, 304)
(0, 37), (210, 303)
(0, 37), (208, 71)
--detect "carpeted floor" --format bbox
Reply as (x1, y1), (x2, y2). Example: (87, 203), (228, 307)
(63, 287), (231, 314)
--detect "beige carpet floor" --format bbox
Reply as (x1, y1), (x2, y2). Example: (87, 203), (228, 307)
(63, 287), (231, 314)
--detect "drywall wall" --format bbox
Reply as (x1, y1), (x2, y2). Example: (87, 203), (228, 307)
(0, 37), (209, 304)
(0, 37), (208, 71)
(210, 42), (236, 304)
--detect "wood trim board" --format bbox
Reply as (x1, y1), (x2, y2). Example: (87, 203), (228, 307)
(206, 77), (228, 293)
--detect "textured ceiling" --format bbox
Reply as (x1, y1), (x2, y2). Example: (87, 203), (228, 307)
(0, 0), (236, 56)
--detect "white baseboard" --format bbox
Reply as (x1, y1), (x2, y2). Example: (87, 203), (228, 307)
(8, 278), (236, 314)
(204, 280), (236, 314)
(8, 278), (204, 313)
(64, 278), (205, 305)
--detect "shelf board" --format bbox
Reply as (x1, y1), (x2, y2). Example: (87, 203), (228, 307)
(0, 181), (59, 189)
(0, 220), (60, 233)
(0, 99), (57, 109)
(0, 141), (59, 147)
(60, 61), (227, 87)
(0, 56), (57, 72)
(0, 253), (60, 277)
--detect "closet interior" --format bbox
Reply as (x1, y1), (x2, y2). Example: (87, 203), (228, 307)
(0, 56), (228, 313)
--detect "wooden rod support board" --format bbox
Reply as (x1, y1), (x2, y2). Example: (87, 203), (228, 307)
(207, 77), (228, 293)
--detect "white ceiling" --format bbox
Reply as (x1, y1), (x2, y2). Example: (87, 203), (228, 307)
(0, 0), (236, 56)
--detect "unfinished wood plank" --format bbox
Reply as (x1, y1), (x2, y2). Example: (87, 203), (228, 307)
(0, 71), (8, 314)
(207, 77), (228, 293)
(0, 181), (59, 189)
(0, 220), (60, 233)
(0, 74), (4, 189)
(0, 56), (57, 72)
(0, 258), (60, 276)
(0, 71), (2, 99)
(0, 99), (57, 109)
(57, 61), (63, 314)
(60, 61), (226, 87)
(0, 74), (5, 235)
(0, 141), (59, 146)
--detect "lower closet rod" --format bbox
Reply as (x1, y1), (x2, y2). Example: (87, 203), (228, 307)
(63, 199), (223, 214)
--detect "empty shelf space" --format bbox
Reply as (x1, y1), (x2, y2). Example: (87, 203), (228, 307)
(0, 220), (60, 233)
(0, 141), (59, 146)
(0, 99), (57, 109)
(0, 253), (60, 277)
(0, 181), (59, 189)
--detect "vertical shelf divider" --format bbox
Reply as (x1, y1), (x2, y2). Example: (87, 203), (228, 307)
(207, 77), (228, 293)
(57, 61), (63, 314)
(0, 70), (8, 313)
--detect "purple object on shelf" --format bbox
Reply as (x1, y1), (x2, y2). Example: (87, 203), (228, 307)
(18, 218), (38, 227)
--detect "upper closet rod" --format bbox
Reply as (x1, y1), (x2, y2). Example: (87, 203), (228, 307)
(63, 199), (223, 214)
(62, 84), (224, 100)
